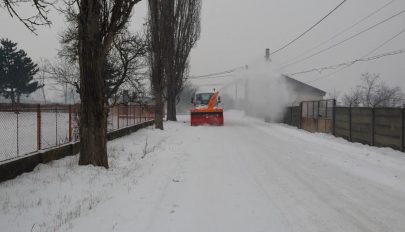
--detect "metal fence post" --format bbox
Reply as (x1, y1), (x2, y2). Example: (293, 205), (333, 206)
(55, 107), (58, 146)
(141, 105), (144, 123)
(135, 105), (137, 123)
(315, 101), (318, 131)
(135, 105), (138, 124)
(332, 99), (336, 136)
(313, 101), (315, 118)
(37, 104), (41, 150)
(117, 105), (120, 129)
(401, 107), (404, 152)
(349, 106), (352, 141)
(145, 105), (147, 121)
(68, 105), (72, 142)
(16, 107), (19, 155)
(371, 108), (375, 146)
(126, 105), (129, 127)
(299, 102), (303, 129)
(131, 105), (135, 125)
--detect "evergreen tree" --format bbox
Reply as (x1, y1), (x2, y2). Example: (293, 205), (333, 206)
(0, 39), (40, 104)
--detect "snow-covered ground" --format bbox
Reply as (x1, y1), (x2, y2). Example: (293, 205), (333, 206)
(1, 110), (405, 232)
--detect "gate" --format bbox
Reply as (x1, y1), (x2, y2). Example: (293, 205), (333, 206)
(301, 99), (336, 133)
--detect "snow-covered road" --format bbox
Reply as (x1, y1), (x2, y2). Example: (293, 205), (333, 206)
(1, 111), (405, 232)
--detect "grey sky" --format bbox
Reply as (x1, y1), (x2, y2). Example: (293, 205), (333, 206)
(1, 0), (404, 99)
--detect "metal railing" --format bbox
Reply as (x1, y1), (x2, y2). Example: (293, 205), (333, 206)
(0, 103), (155, 162)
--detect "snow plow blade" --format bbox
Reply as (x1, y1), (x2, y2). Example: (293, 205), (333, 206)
(190, 111), (224, 126)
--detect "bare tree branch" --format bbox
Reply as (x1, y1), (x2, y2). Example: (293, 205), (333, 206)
(1, 0), (54, 34)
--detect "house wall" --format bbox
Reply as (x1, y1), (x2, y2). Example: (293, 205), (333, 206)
(289, 91), (325, 105)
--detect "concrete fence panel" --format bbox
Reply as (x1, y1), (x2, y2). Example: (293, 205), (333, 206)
(281, 104), (404, 153)
(374, 108), (402, 150)
(351, 107), (373, 145)
(335, 107), (350, 140)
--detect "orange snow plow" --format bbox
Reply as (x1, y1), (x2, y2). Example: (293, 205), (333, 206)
(190, 91), (224, 126)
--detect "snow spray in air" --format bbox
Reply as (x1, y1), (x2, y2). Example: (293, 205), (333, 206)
(222, 61), (297, 122)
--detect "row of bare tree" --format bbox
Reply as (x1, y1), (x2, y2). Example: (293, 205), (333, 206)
(148, 0), (201, 129)
(2, 0), (201, 168)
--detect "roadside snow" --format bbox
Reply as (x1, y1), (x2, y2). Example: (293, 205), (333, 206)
(1, 110), (405, 232)
(0, 125), (173, 232)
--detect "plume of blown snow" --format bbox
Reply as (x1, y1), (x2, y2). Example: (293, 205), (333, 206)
(221, 61), (297, 122)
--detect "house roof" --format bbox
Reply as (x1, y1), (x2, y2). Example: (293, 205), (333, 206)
(282, 75), (326, 96)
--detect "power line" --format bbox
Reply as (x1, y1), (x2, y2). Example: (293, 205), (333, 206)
(279, 8), (405, 70)
(270, 0), (348, 56)
(189, 74), (235, 80)
(304, 27), (405, 83)
(189, 65), (246, 79)
(363, 28), (405, 57)
(288, 48), (405, 77)
(279, 0), (396, 68)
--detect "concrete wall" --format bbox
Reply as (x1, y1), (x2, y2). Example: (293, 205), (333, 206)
(334, 107), (404, 151)
(290, 93), (324, 105)
(0, 120), (154, 183)
(351, 108), (373, 145)
(374, 108), (403, 150)
(283, 105), (405, 153)
(335, 107), (350, 140)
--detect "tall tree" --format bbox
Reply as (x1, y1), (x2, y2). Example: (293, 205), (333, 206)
(76, 0), (141, 168)
(147, 0), (201, 125)
(166, 0), (201, 121)
(2, 0), (143, 168)
(147, 0), (165, 129)
(0, 38), (40, 104)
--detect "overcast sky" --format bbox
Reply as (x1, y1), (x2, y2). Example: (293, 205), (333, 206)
(1, 0), (404, 99)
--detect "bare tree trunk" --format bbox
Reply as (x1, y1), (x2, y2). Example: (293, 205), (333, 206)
(163, 0), (176, 121)
(148, 0), (166, 129)
(154, 92), (164, 129)
(166, 85), (177, 121)
(164, 0), (201, 121)
(78, 0), (108, 168)
(78, 50), (108, 168)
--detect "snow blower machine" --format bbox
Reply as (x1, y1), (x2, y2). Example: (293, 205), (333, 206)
(190, 90), (224, 126)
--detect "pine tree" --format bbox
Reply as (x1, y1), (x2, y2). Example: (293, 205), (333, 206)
(0, 39), (40, 104)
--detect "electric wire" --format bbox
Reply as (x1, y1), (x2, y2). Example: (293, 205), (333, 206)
(278, 0), (396, 68)
(304, 27), (405, 83)
(189, 66), (246, 79)
(270, 0), (348, 56)
(279, 8), (405, 70)
(189, 74), (235, 80)
(288, 48), (405, 77)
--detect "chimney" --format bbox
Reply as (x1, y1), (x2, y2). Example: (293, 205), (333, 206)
(265, 48), (271, 61)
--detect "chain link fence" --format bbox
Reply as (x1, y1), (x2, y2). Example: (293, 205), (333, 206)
(0, 103), (155, 162)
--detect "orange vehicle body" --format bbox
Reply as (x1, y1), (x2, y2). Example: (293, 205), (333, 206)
(190, 91), (224, 126)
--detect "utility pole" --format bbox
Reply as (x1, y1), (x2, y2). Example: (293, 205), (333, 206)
(244, 79), (249, 114)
